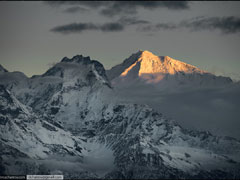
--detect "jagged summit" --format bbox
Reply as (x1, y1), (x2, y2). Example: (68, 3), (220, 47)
(61, 54), (91, 64)
(42, 54), (108, 83)
(0, 64), (8, 73)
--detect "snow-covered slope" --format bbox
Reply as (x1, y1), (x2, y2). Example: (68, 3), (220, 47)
(0, 54), (240, 179)
(95, 103), (240, 179)
(0, 84), (86, 173)
(0, 85), (86, 158)
(107, 50), (232, 91)
(0, 55), (113, 132)
(0, 84), (114, 177)
(31, 55), (113, 132)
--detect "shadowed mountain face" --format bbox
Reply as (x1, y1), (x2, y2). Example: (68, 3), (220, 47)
(0, 54), (240, 179)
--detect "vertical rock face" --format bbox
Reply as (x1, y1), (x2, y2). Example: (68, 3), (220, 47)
(0, 54), (240, 179)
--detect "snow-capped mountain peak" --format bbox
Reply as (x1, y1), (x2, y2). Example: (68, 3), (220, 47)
(139, 50), (205, 75)
(107, 50), (232, 89)
(109, 50), (206, 80)
(43, 55), (109, 84)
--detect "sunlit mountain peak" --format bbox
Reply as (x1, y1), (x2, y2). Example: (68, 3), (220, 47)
(120, 50), (205, 79)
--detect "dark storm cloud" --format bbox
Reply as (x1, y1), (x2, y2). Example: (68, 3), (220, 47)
(51, 15), (240, 35)
(140, 16), (240, 34)
(100, 1), (189, 17)
(181, 16), (240, 34)
(45, 1), (190, 16)
(51, 16), (149, 34)
(51, 22), (124, 34)
(51, 23), (98, 34)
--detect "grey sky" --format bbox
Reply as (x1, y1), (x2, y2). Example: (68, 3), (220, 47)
(0, 1), (240, 80)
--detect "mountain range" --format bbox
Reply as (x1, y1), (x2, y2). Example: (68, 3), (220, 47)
(0, 51), (240, 179)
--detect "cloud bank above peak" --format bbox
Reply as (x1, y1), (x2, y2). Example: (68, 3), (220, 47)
(46, 1), (190, 16)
